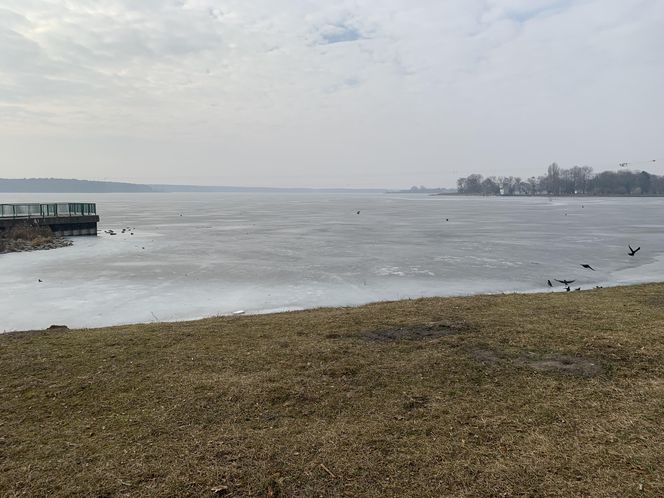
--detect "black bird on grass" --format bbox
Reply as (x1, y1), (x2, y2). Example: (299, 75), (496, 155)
(628, 244), (641, 257)
(556, 279), (575, 286)
(575, 287), (581, 291)
(580, 264), (596, 271)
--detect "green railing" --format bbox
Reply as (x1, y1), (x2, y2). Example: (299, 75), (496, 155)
(0, 203), (97, 219)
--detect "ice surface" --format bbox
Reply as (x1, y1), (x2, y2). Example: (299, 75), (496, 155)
(2, 193), (663, 331)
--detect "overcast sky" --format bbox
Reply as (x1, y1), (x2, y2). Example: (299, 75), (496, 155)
(1, 0), (662, 188)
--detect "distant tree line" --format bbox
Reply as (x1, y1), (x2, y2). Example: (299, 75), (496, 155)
(403, 186), (454, 193)
(456, 164), (664, 196)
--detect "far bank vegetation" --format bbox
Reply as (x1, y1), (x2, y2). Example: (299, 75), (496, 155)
(457, 163), (664, 196)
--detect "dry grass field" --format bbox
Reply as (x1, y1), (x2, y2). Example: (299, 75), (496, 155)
(2, 284), (664, 497)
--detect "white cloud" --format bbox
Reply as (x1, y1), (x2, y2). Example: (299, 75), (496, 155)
(0, 0), (662, 187)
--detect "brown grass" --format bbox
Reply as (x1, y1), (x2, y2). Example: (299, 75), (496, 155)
(2, 284), (664, 497)
(0, 223), (71, 253)
(3, 223), (53, 241)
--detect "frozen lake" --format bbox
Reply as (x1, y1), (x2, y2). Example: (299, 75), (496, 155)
(2, 193), (664, 332)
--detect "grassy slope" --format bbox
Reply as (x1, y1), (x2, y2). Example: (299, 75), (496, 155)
(2, 284), (664, 497)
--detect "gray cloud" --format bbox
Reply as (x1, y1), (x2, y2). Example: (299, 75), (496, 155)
(317, 22), (364, 45)
(0, 0), (662, 187)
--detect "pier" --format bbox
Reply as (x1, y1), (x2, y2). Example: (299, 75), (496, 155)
(0, 203), (99, 236)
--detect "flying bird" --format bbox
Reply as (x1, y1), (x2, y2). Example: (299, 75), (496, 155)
(628, 244), (641, 256)
(556, 279), (575, 286)
(580, 264), (596, 271)
(356, 211), (361, 215)
(565, 286), (571, 292)
(547, 280), (553, 287)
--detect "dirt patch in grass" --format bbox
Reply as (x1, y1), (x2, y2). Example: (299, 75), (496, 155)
(402, 394), (430, 411)
(522, 354), (602, 377)
(360, 320), (466, 341)
(469, 348), (602, 377)
(469, 347), (502, 364)
(645, 296), (664, 309)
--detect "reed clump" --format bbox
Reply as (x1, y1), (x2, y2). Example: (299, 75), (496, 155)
(0, 223), (71, 253)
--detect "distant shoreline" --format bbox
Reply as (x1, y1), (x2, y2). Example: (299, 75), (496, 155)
(0, 178), (387, 194)
(432, 192), (664, 198)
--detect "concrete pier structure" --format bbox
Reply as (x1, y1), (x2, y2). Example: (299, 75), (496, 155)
(0, 203), (99, 236)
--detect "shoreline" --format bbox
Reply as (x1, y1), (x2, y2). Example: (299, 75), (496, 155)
(3, 249), (663, 332)
(5, 280), (661, 334)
